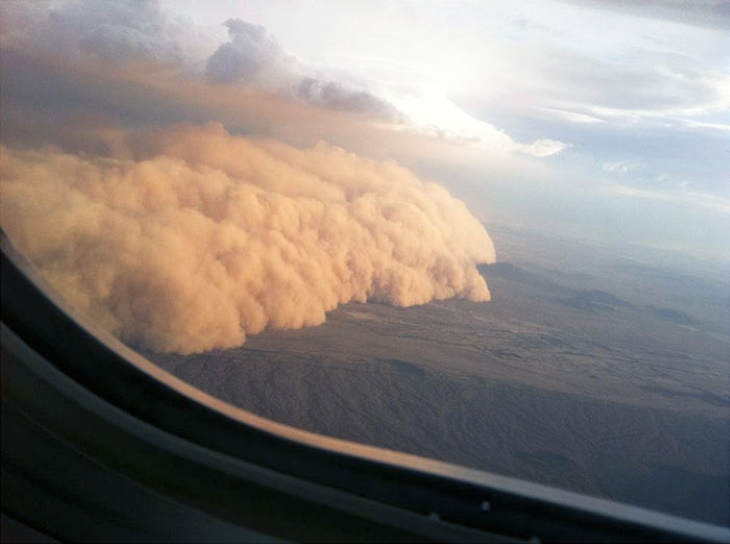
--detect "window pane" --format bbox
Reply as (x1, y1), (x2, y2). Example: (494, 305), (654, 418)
(1, 0), (727, 528)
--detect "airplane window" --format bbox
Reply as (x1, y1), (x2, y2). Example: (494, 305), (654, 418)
(1, 0), (728, 537)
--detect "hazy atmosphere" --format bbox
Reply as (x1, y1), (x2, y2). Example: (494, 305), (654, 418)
(1, 0), (728, 527)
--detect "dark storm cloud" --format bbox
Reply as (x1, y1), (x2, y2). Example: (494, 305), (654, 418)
(297, 78), (405, 122)
(0, 46), (222, 147)
(2, 2), (404, 123)
(1, 0), (198, 64)
(555, 0), (730, 29)
(205, 18), (404, 122)
(205, 19), (289, 84)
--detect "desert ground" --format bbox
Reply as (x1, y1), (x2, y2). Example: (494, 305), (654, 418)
(145, 225), (730, 525)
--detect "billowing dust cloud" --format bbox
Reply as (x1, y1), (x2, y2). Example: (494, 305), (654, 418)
(0, 124), (495, 354)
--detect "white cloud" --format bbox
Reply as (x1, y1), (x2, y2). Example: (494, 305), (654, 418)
(613, 185), (730, 213)
(671, 117), (730, 132)
(602, 161), (642, 176)
(533, 107), (604, 124)
(385, 88), (568, 157)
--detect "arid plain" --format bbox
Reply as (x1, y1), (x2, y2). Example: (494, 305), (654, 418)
(146, 225), (730, 526)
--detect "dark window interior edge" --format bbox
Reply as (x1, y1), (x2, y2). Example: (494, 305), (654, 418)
(2, 232), (729, 543)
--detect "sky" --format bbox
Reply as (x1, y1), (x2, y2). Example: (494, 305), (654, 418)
(1, 0), (729, 261)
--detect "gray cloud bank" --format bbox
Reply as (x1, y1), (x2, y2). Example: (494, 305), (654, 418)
(0, 124), (495, 353)
(0, 0), (201, 65)
(205, 18), (403, 122)
(557, 0), (730, 29)
(206, 19), (287, 85)
(1, 0), (402, 122)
